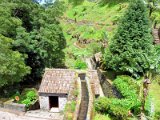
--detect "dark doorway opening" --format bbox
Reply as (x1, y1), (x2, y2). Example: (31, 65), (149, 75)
(49, 96), (59, 108)
(78, 73), (86, 80)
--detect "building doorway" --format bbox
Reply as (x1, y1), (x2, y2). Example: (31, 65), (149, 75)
(49, 96), (59, 109)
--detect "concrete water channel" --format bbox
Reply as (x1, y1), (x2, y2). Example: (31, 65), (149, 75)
(78, 73), (89, 120)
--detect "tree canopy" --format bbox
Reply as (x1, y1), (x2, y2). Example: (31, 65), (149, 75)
(0, 0), (66, 86)
(103, 0), (155, 78)
(0, 35), (30, 87)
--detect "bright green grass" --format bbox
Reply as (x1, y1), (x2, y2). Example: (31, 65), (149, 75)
(94, 113), (111, 120)
(62, 0), (128, 41)
(150, 81), (160, 112)
(61, 0), (128, 68)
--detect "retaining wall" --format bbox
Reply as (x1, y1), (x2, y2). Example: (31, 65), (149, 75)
(73, 77), (82, 120)
(4, 100), (26, 112)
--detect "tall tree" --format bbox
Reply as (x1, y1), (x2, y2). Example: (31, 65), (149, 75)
(0, 0), (66, 83)
(103, 0), (155, 78)
(0, 35), (30, 87)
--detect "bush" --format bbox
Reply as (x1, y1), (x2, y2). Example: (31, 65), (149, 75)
(154, 112), (160, 120)
(94, 113), (111, 120)
(113, 75), (139, 99)
(74, 59), (87, 69)
(94, 76), (141, 119)
(26, 91), (37, 101)
(18, 89), (38, 108)
(95, 97), (129, 120)
(95, 97), (110, 113)
(109, 105), (128, 120)
(21, 99), (31, 107)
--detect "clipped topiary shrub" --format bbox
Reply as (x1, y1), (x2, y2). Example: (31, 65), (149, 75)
(95, 75), (141, 119)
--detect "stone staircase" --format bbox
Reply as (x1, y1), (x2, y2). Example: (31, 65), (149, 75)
(78, 80), (89, 120)
(152, 29), (160, 44)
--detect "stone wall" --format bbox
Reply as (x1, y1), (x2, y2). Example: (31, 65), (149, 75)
(39, 95), (49, 110)
(59, 96), (67, 112)
(3, 100), (26, 112)
(97, 69), (122, 98)
(73, 77), (82, 120)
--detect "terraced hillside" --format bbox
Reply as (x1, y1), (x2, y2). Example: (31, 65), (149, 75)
(60, 0), (128, 68)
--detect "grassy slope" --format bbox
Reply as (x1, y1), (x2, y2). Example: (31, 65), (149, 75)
(150, 81), (160, 113)
(60, 0), (160, 118)
(60, 0), (128, 68)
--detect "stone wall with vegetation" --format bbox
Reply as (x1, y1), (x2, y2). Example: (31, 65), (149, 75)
(97, 68), (122, 98)
(73, 77), (82, 120)
(64, 77), (81, 120)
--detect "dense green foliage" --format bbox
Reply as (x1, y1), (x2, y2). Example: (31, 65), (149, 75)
(103, 0), (155, 78)
(0, 35), (30, 87)
(74, 59), (87, 69)
(95, 76), (141, 119)
(17, 88), (38, 108)
(0, 0), (66, 85)
(68, 0), (85, 6)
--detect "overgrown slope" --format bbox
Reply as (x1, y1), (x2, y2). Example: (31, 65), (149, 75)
(60, 0), (128, 68)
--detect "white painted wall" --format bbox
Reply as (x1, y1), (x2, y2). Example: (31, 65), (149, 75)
(59, 96), (67, 112)
(39, 95), (49, 110)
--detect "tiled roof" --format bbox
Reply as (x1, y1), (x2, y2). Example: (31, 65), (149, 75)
(87, 70), (100, 95)
(38, 69), (76, 94)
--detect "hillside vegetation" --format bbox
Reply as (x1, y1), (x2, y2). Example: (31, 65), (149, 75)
(60, 0), (128, 68)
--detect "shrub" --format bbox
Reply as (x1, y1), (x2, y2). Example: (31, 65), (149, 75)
(26, 91), (37, 101)
(74, 59), (87, 69)
(18, 89), (38, 108)
(109, 105), (128, 120)
(94, 113), (111, 120)
(21, 99), (31, 107)
(94, 76), (141, 118)
(154, 112), (160, 120)
(113, 75), (139, 99)
(95, 97), (110, 113)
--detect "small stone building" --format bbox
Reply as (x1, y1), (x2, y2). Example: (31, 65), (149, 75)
(38, 69), (76, 112)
